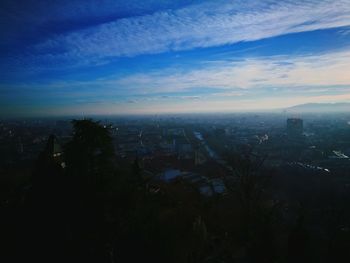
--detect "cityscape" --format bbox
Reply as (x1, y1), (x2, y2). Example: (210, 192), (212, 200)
(1, 0), (350, 262)
(2, 110), (350, 262)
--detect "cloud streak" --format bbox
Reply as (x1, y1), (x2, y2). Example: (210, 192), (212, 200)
(2, 0), (350, 116)
(110, 49), (350, 93)
(3, 49), (350, 101)
(29, 0), (350, 65)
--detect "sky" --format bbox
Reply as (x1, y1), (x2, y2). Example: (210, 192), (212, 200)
(1, 0), (350, 117)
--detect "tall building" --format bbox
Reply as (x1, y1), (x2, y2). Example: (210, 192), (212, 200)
(287, 118), (303, 137)
(41, 134), (65, 168)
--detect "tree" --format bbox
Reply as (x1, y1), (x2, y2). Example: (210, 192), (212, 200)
(222, 151), (280, 262)
(64, 119), (114, 190)
(62, 119), (115, 262)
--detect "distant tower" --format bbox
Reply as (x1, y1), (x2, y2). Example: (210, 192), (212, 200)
(287, 118), (303, 137)
(43, 135), (65, 168)
(44, 135), (63, 159)
(32, 135), (65, 187)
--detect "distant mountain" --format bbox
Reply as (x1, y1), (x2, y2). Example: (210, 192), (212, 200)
(285, 103), (350, 113)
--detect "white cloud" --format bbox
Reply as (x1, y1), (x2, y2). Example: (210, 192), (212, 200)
(36, 0), (350, 62)
(5, 48), (350, 97)
(3, 48), (350, 115)
(110, 49), (350, 93)
(338, 28), (350, 36)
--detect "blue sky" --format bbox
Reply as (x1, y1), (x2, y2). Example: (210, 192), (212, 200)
(1, 0), (350, 117)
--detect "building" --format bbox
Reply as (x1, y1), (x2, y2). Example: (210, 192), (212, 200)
(287, 118), (303, 137)
(44, 134), (65, 168)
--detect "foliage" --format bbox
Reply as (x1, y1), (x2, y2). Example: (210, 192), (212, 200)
(64, 119), (114, 189)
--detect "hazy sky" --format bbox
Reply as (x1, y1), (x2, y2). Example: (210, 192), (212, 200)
(1, 0), (350, 117)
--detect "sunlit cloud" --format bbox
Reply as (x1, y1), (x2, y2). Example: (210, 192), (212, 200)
(3, 48), (350, 116)
(110, 49), (350, 93)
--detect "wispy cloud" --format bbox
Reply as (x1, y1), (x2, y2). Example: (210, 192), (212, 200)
(2, 0), (350, 116)
(4, 49), (350, 102)
(25, 0), (350, 66)
(109, 49), (350, 94)
(338, 27), (350, 36)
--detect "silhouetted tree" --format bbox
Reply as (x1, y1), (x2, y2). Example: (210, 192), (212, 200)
(62, 119), (115, 262)
(222, 151), (280, 262)
(64, 119), (114, 190)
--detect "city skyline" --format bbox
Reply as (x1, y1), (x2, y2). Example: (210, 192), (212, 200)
(1, 0), (350, 117)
